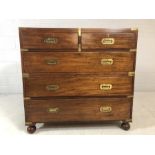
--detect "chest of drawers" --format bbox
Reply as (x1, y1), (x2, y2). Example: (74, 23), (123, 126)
(19, 28), (138, 133)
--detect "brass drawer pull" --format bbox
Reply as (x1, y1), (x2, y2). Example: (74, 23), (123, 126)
(46, 59), (58, 65)
(100, 84), (112, 90)
(100, 106), (112, 113)
(101, 38), (115, 45)
(44, 37), (58, 44)
(46, 85), (59, 91)
(48, 107), (59, 113)
(101, 58), (113, 65)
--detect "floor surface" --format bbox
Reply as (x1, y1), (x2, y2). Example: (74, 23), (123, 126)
(0, 92), (155, 135)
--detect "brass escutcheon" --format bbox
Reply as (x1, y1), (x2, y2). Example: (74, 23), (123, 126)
(101, 38), (115, 45)
(44, 37), (58, 44)
(101, 58), (113, 65)
(48, 107), (59, 113)
(100, 84), (112, 90)
(46, 59), (58, 65)
(46, 85), (59, 91)
(100, 106), (112, 113)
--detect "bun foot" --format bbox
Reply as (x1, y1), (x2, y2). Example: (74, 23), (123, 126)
(121, 121), (130, 131)
(27, 125), (36, 134)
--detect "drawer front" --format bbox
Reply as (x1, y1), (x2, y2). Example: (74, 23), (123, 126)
(24, 73), (133, 97)
(19, 28), (78, 50)
(25, 97), (131, 122)
(23, 52), (135, 73)
(82, 29), (137, 50)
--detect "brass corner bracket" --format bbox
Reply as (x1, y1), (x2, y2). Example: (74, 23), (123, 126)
(25, 122), (33, 126)
(78, 28), (81, 52)
(78, 28), (81, 36)
(24, 97), (31, 100)
(128, 72), (135, 77)
(131, 28), (138, 31)
(78, 44), (81, 52)
(130, 49), (137, 52)
(127, 95), (133, 98)
(125, 119), (132, 122)
(21, 48), (29, 52)
(23, 73), (29, 78)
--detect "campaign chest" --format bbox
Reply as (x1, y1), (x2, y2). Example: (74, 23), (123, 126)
(19, 28), (138, 133)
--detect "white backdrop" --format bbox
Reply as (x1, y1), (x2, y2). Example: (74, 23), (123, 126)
(0, 19), (155, 94)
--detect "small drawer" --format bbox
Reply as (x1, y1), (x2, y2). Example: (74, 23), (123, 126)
(81, 28), (138, 50)
(23, 52), (135, 73)
(25, 97), (132, 123)
(24, 73), (133, 97)
(19, 28), (78, 50)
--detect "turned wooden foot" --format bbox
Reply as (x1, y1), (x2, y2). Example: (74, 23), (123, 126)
(121, 121), (130, 131)
(27, 125), (36, 134)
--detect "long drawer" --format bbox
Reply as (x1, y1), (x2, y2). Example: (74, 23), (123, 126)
(23, 52), (135, 73)
(25, 97), (132, 123)
(24, 73), (133, 97)
(19, 28), (78, 50)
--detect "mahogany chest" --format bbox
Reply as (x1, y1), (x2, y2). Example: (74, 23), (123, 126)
(19, 28), (138, 133)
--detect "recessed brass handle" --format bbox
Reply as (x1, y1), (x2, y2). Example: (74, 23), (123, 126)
(46, 59), (58, 65)
(48, 107), (59, 113)
(100, 84), (112, 90)
(44, 37), (58, 44)
(46, 85), (59, 91)
(101, 58), (113, 65)
(100, 106), (112, 113)
(101, 38), (115, 45)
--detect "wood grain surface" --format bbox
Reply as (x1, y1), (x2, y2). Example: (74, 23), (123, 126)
(19, 28), (78, 50)
(24, 73), (133, 97)
(23, 51), (135, 73)
(25, 97), (132, 122)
